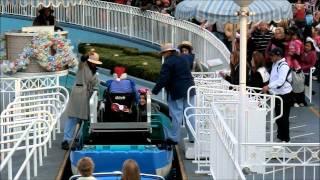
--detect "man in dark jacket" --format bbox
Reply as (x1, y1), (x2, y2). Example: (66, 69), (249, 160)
(152, 43), (196, 144)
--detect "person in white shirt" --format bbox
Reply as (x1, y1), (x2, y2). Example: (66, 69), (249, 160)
(262, 47), (293, 142)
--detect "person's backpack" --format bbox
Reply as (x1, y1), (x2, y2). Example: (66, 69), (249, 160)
(276, 61), (305, 93)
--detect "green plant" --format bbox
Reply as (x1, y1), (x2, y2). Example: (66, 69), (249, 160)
(78, 43), (161, 82)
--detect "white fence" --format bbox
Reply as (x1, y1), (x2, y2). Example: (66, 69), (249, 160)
(186, 72), (320, 179)
(0, 0), (230, 68)
(0, 75), (69, 180)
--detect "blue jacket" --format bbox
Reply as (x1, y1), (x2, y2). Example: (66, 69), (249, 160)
(104, 79), (139, 103)
(152, 54), (195, 100)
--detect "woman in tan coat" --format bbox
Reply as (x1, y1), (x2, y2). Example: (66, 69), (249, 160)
(61, 50), (101, 150)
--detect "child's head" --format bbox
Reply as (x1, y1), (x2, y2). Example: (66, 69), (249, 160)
(139, 94), (147, 106)
(304, 41), (315, 52)
(138, 88), (149, 106)
(77, 157), (94, 177)
(122, 159), (141, 180)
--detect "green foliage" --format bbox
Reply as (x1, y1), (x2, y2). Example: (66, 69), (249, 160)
(78, 43), (161, 82)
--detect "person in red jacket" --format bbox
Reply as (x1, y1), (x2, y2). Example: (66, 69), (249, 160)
(301, 40), (317, 74)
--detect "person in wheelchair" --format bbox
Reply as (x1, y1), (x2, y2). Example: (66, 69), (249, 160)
(102, 66), (139, 121)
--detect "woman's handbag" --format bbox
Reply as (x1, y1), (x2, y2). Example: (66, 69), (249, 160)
(292, 70), (305, 93)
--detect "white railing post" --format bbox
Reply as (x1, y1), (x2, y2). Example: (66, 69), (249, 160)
(81, 2), (85, 26)
(25, 131), (30, 180)
(129, 8), (133, 37)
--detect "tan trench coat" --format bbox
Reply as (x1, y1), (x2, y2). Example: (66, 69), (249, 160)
(66, 61), (99, 120)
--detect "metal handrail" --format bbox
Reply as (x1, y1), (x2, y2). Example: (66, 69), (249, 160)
(0, 119), (51, 180)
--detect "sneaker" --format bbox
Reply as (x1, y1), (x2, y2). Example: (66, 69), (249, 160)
(299, 103), (305, 107)
(293, 103), (300, 107)
(61, 140), (69, 150)
(312, 76), (318, 81)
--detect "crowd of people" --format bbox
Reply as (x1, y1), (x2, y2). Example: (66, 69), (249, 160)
(101, 0), (183, 16)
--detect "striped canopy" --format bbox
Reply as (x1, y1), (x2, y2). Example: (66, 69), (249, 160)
(1, 0), (82, 7)
(175, 0), (293, 23)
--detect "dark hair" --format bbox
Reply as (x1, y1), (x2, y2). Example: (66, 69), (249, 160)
(305, 41), (315, 51)
(178, 45), (192, 53)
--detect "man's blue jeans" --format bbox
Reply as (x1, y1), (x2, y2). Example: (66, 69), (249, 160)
(63, 116), (81, 143)
(164, 95), (195, 143)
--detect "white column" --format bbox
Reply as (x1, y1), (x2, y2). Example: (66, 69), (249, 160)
(238, 6), (249, 163)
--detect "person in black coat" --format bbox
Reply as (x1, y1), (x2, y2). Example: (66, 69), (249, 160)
(33, 7), (63, 31)
(152, 43), (196, 144)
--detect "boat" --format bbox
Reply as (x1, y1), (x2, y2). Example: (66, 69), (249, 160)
(69, 90), (173, 178)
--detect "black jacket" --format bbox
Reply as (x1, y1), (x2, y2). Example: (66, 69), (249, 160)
(152, 54), (195, 100)
(248, 70), (264, 88)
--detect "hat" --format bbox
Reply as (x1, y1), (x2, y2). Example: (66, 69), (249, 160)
(269, 47), (283, 57)
(138, 88), (149, 95)
(178, 41), (193, 50)
(160, 43), (176, 54)
(113, 66), (127, 81)
(88, 52), (102, 65)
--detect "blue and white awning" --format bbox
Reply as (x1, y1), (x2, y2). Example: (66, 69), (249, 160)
(175, 0), (293, 23)
(1, 0), (82, 7)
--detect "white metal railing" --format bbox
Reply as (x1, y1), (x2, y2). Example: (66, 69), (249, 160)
(185, 72), (320, 179)
(0, 75), (69, 180)
(0, 75), (62, 112)
(305, 67), (316, 103)
(1, 106), (57, 160)
(0, 118), (51, 180)
(184, 85), (276, 174)
(0, 0), (230, 67)
(241, 143), (320, 180)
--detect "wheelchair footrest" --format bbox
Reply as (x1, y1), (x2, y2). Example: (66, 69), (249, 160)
(90, 122), (150, 133)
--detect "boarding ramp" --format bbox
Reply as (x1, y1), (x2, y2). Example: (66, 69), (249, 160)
(0, 75), (69, 180)
(185, 72), (320, 179)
